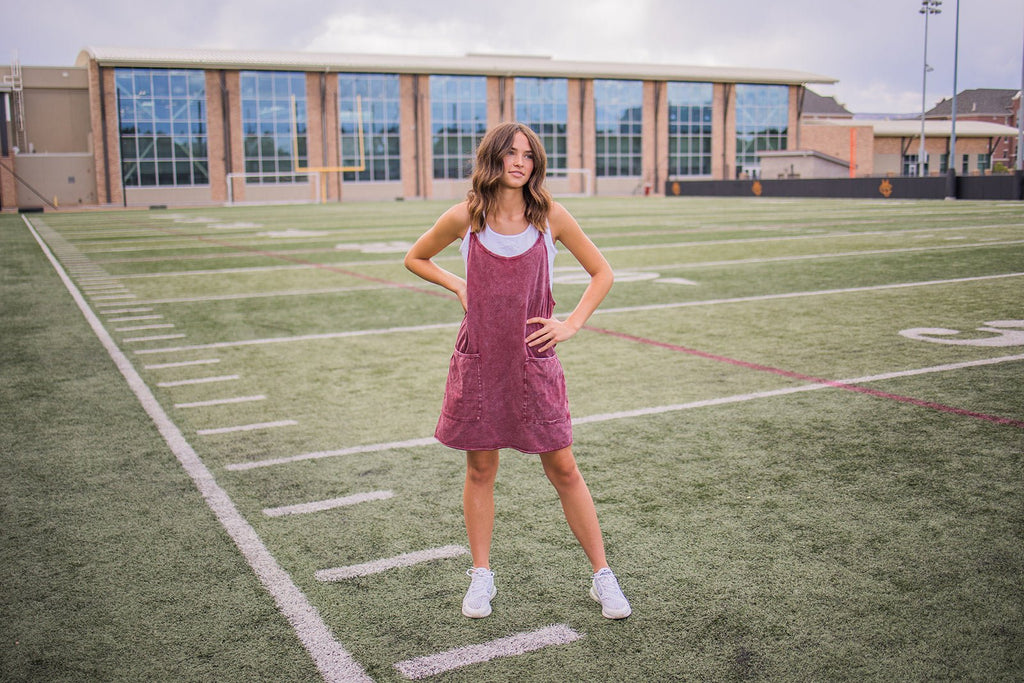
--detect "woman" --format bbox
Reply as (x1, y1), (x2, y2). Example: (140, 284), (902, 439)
(404, 122), (630, 619)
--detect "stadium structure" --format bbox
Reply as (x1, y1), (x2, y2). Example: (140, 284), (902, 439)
(0, 47), (1019, 209)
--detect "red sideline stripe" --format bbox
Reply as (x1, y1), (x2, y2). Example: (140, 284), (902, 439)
(585, 325), (1024, 429)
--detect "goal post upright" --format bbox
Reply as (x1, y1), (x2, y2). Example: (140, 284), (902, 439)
(284, 94), (366, 203)
(546, 167), (594, 197)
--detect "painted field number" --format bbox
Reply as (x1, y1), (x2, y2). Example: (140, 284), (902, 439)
(899, 320), (1024, 347)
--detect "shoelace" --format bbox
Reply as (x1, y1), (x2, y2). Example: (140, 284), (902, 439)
(465, 569), (493, 602)
(593, 570), (623, 601)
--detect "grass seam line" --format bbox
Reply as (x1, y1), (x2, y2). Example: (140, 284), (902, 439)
(22, 215), (373, 683)
(393, 624), (583, 680)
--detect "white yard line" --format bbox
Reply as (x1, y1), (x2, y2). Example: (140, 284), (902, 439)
(157, 374), (239, 387)
(174, 395), (266, 408)
(145, 358), (220, 370)
(225, 353), (1024, 471)
(393, 624), (583, 680)
(100, 285), (389, 307)
(109, 315), (165, 322)
(134, 323), (459, 355)
(23, 215), (372, 683)
(116, 264), (314, 278)
(225, 437), (439, 471)
(133, 272), (1024, 356)
(115, 323), (176, 332)
(123, 333), (186, 343)
(197, 420), (298, 436)
(595, 272), (1024, 316)
(627, 239), (1024, 273)
(596, 222), (1019, 254)
(315, 545), (469, 581)
(90, 293), (137, 301)
(100, 307), (154, 315)
(263, 491), (395, 517)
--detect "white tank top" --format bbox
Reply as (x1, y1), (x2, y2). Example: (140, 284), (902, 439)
(460, 224), (557, 290)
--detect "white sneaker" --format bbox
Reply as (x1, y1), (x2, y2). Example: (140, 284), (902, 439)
(462, 567), (496, 618)
(590, 567), (631, 619)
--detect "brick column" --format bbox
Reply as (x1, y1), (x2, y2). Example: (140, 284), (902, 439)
(224, 71), (244, 202)
(322, 73), (341, 201)
(566, 79), (584, 195)
(205, 71), (227, 202)
(713, 83), (734, 180)
(305, 72), (325, 203)
(579, 79), (595, 192)
(642, 81), (658, 194)
(86, 61), (123, 205)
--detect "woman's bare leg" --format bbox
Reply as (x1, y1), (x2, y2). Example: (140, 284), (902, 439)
(464, 450), (500, 568)
(540, 446), (608, 572)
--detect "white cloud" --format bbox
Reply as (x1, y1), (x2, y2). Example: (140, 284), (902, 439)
(6, 0), (1023, 115)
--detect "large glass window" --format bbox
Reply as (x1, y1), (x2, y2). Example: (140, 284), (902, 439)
(338, 73), (401, 182)
(115, 68), (208, 187)
(735, 84), (789, 178)
(514, 78), (568, 171)
(667, 82), (713, 177)
(430, 75), (487, 179)
(902, 154), (927, 176)
(594, 80), (643, 177)
(240, 71), (307, 184)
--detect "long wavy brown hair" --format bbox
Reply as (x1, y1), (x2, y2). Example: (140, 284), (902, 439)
(467, 122), (552, 233)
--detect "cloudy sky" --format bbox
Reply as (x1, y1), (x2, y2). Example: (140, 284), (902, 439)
(7, 0), (1023, 114)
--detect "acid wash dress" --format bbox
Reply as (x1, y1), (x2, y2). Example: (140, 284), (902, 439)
(434, 226), (572, 454)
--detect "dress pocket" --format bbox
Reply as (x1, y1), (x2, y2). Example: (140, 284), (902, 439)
(441, 350), (482, 422)
(521, 355), (569, 425)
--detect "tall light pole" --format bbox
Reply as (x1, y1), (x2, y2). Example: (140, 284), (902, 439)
(946, 0), (960, 199)
(1018, 12), (1023, 171)
(948, 0), (959, 174)
(919, 0), (942, 177)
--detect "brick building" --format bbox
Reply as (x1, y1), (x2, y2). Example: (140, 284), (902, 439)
(1, 47), (1019, 209)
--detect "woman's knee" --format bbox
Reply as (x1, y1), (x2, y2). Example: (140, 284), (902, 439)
(466, 450), (499, 485)
(541, 449), (583, 489)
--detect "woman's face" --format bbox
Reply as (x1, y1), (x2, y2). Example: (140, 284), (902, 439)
(501, 131), (535, 188)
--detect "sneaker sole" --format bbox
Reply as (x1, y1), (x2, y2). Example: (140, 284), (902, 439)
(462, 587), (497, 618)
(589, 586), (632, 619)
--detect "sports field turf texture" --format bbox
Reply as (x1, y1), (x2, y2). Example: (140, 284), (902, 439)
(2, 197), (1022, 681)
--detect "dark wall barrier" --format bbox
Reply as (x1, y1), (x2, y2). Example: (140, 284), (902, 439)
(666, 172), (1023, 201)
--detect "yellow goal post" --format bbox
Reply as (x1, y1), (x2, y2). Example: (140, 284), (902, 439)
(289, 94), (366, 202)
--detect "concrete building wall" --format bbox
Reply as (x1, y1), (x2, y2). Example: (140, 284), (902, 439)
(13, 153), (97, 207)
(0, 152), (16, 209)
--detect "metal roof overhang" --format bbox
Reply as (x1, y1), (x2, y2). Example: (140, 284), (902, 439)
(76, 46), (837, 85)
(812, 118), (1021, 138)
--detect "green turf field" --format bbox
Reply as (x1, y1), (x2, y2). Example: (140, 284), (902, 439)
(2, 197), (1022, 681)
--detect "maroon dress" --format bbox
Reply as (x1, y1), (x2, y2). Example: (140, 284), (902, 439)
(434, 229), (573, 454)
